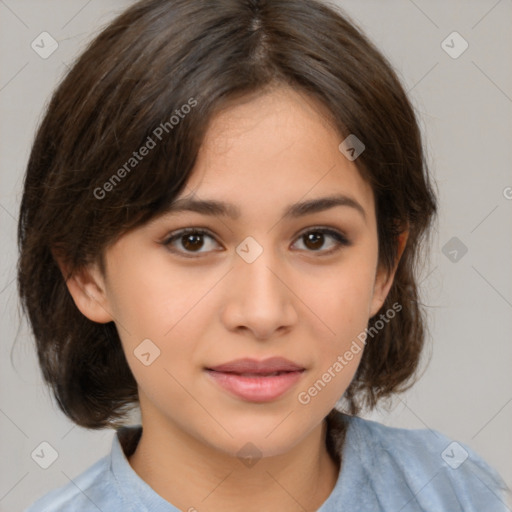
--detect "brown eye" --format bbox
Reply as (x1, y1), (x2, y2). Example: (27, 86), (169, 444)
(292, 228), (350, 254)
(163, 228), (221, 256)
(162, 226), (350, 258)
(181, 233), (205, 252)
(303, 232), (325, 250)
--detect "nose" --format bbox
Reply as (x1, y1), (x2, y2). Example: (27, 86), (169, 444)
(220, 243), (298, 340)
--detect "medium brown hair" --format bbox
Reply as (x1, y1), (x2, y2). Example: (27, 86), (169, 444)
(17, 0), (437, 428)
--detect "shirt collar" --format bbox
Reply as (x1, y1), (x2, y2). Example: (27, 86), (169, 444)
(110, 424), (181, 511)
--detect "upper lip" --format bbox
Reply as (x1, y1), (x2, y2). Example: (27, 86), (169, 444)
(206, 357), (305, 374)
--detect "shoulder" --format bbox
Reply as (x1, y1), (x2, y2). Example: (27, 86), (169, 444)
(340, 413), (511, 511)
(24, 454), (122, 512)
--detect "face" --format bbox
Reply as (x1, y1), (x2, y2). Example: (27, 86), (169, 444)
(69, 86), (397, 458)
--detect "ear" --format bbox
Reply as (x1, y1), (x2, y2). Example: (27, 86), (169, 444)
(369, 230), (409, 317)
(52, 249), (114, 324)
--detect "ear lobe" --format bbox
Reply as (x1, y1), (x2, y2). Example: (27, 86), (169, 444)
(369, 229), (409, 318)
(52, 249), (114, 324)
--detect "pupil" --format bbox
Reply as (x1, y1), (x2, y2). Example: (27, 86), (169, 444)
(305, 232), (323, 250)
(183, 234), (203, 251)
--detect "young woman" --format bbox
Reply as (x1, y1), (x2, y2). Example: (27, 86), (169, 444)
(18, 0), (509, 510)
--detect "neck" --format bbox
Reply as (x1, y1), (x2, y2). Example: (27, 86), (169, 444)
(128, 414), (341, 512)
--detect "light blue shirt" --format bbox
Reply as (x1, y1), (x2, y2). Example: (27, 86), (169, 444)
(25, 410), (510, 511)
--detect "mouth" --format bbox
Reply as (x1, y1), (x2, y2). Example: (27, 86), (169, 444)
(205, 357), (306, 402)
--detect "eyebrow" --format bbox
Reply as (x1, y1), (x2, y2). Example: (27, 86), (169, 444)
(163, 194), (367, 222)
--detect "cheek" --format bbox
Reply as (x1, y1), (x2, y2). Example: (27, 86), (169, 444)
(304, 252), (376, 336)
(296, 253), (376, 402)
(296, 291), (369, 411)
(109, 268), (209, 411)
(107, 254), (206, 338)
(106, 257), (224, 384)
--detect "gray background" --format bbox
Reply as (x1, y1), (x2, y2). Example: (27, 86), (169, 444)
(1, 0), (511, 510)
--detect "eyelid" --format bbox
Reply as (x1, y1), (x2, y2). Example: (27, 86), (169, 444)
(161, 227), (221, 248)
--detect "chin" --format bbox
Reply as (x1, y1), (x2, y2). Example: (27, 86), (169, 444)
(196, 412), (316, 460)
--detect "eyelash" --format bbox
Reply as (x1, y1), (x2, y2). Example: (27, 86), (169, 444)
(161, 226), (351, 258)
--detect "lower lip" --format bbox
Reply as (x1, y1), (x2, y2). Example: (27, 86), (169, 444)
(205, 370), (304, 402)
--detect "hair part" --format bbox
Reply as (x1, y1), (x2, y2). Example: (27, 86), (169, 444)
(17, 0), (437, 428)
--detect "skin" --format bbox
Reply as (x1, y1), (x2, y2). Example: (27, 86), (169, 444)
(61, 85), (407, 511)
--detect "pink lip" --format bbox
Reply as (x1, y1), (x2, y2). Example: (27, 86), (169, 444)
(205, 357), (305, 403)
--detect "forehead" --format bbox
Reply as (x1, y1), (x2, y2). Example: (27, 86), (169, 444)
(179, 86), (376, 225)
